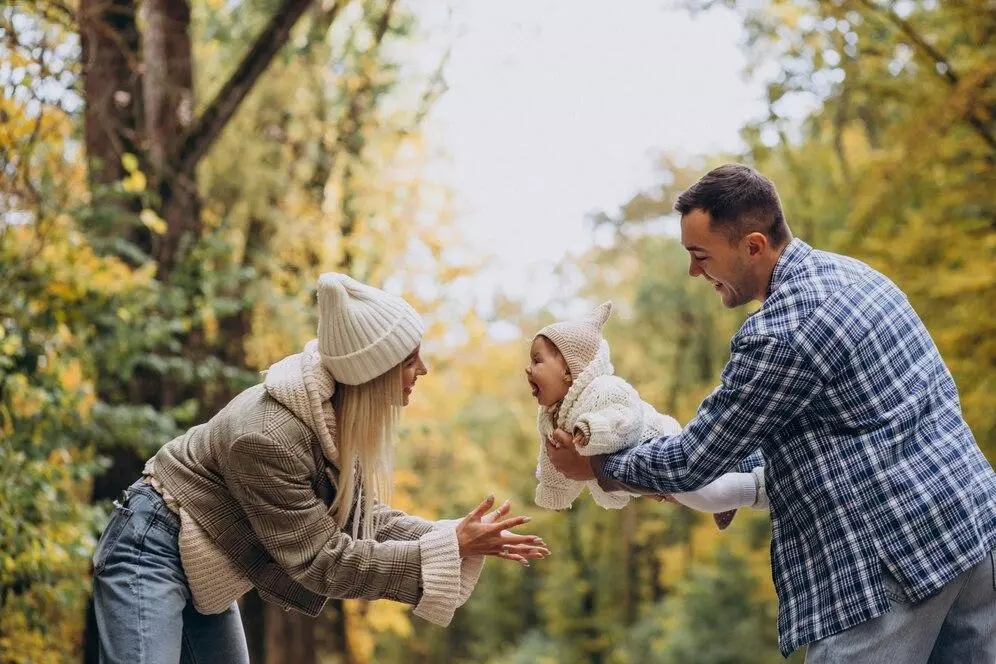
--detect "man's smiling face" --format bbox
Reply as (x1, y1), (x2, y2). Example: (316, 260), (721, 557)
(680, 208), (758, 309)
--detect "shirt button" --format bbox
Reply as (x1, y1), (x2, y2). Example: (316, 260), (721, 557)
(613, 471), (620, 478)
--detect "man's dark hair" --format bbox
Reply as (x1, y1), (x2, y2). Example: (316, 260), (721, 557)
(674, 164), (790, 246)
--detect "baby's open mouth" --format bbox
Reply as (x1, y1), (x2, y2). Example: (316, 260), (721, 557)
(528, 379), (539, 397)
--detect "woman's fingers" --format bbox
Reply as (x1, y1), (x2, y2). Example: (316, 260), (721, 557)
(468, 494), (496, 521)
(497, 550), (530, 565)
(502, 543), (550, 558)
(496, 533), (543, 547)
(485, 500), (511, 524)
(491, 515), (531, 532)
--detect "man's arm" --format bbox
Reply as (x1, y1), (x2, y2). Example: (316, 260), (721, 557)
(738, 449), (765, 474)
(592, 334), (821, 494)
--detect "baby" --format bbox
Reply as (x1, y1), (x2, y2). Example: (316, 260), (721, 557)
(527, 302), (766, 528)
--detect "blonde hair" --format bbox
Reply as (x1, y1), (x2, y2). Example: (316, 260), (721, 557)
(330, 363), (402, 539)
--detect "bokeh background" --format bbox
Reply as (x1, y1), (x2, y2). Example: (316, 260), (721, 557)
(1, 0), (993, 662)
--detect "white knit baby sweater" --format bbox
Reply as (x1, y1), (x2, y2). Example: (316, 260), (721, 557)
(535, 340), (763, 512)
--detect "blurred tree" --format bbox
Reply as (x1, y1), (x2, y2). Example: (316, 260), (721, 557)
(687, 0), (996, 449)
(2, 0), (452, 661)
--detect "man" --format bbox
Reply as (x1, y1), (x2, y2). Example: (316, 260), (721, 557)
(547, 164), (996, 662)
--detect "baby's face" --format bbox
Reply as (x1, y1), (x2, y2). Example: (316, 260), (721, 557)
(525, 336), (570, 407)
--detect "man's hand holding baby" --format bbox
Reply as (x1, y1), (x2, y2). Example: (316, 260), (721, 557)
(545, 428), (596, 480)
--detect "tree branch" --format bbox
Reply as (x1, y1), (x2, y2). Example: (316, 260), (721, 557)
(172, 0), (317, 178)
(855, 0), (996, 153)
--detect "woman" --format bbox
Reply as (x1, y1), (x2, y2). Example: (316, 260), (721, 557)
(91, 273), (548, 663)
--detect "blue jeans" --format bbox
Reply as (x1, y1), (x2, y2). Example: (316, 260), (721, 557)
(91, 480), (250, 664)
(806, 550), (996, 663)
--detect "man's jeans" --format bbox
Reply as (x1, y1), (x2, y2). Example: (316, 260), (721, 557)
(806, 550), (996, 663)
(91, 480), (250, 664)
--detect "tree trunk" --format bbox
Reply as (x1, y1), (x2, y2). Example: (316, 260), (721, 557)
(263, 603), (318, 664)
(80, 0), (321, 660)
(142, 0), (200, 277)
(79, 0), (142, 189)
(566, 509), (603, 664)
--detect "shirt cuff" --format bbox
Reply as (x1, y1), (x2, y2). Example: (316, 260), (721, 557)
(592, 453), (656, 495)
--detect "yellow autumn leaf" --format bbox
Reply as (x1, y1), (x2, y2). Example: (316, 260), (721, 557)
(201, 307), (219, 344)
(123, 170), (147, 193)
(121, 152), (139, 173)
(140, 209), (167, 235)
(59, 359), (83, 391)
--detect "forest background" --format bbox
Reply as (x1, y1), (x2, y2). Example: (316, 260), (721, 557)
(1, 0), (993, 661)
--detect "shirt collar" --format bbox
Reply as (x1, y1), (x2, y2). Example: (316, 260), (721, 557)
(767, 238), (812, 297)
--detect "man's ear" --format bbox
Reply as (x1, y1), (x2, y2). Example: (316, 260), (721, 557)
(745, 231), (768, 257)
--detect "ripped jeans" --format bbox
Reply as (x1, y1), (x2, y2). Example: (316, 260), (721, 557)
(91, 479), (250, 664)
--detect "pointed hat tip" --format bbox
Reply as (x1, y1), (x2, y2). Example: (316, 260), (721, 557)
(317, 272), (349, 304)
(592, 301), (613, 326)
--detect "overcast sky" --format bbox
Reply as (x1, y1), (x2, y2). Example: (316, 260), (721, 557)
(420, 0), (766, 312)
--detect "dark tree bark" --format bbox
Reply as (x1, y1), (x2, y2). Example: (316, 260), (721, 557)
(79, 0), (142, 189)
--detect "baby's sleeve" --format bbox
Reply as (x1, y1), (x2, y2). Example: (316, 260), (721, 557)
(534, 410), (584, 510)
(574, 377), (645, 456)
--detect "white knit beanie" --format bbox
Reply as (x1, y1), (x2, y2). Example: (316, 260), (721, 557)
(535, 301), (612, 377)
(316, 273), (425, 385)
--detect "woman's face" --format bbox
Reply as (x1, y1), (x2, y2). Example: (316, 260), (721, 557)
(401, 346), (428, 406)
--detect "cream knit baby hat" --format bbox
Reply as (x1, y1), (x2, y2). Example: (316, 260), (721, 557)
(316, 273), (425, 385)
(535, 301), (612, 377)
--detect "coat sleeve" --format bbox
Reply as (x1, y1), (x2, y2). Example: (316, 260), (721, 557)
(368, 503), (435, 542)
(224, 432), (464, 626)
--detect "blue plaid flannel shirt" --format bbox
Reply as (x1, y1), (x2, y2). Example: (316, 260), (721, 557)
(600, 239), (996, 656)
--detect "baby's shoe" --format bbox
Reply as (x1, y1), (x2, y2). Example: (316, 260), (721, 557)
(713, 509), (737, 530)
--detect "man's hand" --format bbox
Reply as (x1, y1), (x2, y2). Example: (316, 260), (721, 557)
(546, 429), (596, 480)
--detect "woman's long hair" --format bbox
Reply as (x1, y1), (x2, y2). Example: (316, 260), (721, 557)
(330, 364), (402, 539)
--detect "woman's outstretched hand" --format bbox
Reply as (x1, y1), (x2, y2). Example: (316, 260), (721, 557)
(455, 495), (550, 565)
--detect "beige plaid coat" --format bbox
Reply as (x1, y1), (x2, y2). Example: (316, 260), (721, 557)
(148, 342), (480, 625)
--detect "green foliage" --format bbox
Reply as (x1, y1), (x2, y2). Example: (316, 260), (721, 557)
(0, 213), (153, 661)
(3, 0), (992, 662)
(619, 546), (794, 664)
(705, 0), (996, 450)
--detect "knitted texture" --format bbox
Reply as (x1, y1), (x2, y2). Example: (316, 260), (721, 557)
(535, 301), (612, 377)
(265, 339), (340, 471)
(534, 340), (761, 519)
(317, 273), (424, 385)
(144, 469), (253, 614)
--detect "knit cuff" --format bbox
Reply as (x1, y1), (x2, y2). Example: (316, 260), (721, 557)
(413, 527), (462, 626)
(535, 482), (582, 510)
(432, 520), (487, 607)
(576, 415), (623, 456)
(588, 483), (633, 509)
(734, 472), (758, 508)
(574, 419), (592, 441)
(751, 466), (768, 510)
